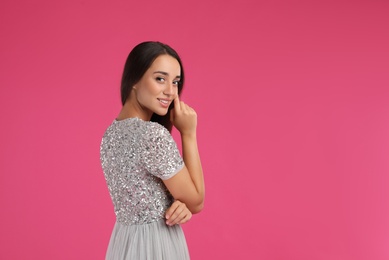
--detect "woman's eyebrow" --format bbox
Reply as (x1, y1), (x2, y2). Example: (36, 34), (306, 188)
(154, 71), (169, 75)
(153, 71), (181, 78)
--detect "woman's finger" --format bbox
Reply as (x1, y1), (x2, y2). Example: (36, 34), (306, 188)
(174, 95), (181, 112)
(166, 204), (185, 225)
(181, 102), (191, 113)
(178, 211), (192, 224)
(165, 201), (179, 220)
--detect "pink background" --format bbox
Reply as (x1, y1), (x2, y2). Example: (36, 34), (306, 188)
(1, 0), (388, 259)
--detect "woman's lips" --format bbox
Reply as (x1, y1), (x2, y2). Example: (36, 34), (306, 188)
(158, 98), (170, 108)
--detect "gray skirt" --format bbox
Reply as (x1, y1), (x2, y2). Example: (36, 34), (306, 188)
(106, 220), (190, 260)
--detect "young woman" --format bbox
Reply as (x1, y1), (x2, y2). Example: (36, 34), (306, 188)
(100, 41), (205, 259)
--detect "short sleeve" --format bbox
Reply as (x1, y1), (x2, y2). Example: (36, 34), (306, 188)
(142, 123), (184, 180)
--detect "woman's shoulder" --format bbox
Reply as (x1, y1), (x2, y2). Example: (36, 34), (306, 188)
(143, 121), (172, 141)
(114, 117), (170, 136)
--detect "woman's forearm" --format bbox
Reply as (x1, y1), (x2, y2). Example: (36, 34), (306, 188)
(181, 133), (205, 211)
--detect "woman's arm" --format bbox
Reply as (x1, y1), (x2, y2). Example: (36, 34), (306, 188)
(163, 96), (205, 213)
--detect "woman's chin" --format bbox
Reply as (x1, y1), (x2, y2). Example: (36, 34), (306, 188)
(154, 110), (168, 116)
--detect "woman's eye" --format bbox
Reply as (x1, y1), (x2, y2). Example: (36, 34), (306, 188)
(156, 77), (165, 82)
(173, 80), (180, 86)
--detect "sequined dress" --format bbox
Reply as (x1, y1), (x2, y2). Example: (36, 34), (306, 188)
(100, 118), (189, 260)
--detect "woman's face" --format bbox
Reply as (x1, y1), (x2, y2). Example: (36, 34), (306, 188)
(133, 54), (181, 118)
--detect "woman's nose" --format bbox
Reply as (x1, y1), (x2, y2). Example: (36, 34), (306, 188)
(163, 83), (175, 96)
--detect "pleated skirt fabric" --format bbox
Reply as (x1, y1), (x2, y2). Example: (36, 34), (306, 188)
(106, 220), (190, 260)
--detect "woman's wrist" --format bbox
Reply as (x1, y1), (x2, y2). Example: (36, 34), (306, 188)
(180, 131), (197, 140)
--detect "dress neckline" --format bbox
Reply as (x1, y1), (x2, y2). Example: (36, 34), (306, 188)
(115, 117), (142, 122)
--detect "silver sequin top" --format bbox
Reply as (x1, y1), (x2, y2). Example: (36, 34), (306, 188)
(100, 118), (184, 225)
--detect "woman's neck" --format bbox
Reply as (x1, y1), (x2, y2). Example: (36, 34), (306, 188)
(117, 99), (152, 121)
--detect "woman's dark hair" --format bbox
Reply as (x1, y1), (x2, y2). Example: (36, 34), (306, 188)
(121, 41), (185, 132)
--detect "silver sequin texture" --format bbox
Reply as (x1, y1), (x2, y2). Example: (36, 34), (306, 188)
(100, 118), (184, 225)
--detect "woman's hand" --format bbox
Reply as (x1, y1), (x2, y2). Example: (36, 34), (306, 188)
(165, 200), (192, 226)
(170, 96), (197, 136)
